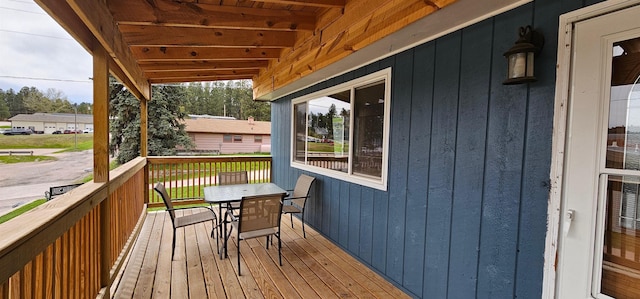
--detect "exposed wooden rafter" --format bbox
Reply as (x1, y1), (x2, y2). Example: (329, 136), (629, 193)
(250, 0), (346, 8)
(110, 0), (316, 31)
(130, 47), (282, 62)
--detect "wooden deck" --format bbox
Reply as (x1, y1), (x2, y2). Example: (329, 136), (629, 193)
(113, 210), (410, 298)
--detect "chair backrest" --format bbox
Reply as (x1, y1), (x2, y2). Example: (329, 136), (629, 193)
(292, 174), (316, 203)
(219, 171), (249, 185)
(238, 193), (284, 234)
(153, 183), (176, 222)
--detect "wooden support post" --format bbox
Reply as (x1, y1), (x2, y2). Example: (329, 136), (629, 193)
(140, 98), (149, 203)
(140, 98), (148, 158)
(93, 45), (109, 183)
(93, 45), (112, 298)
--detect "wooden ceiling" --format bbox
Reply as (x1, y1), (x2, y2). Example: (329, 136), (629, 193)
(108, 0), (330, 85)
(35, 0), (457, 101)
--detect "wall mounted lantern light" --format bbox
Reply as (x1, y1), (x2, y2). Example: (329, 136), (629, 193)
(503, 25), (544, 85)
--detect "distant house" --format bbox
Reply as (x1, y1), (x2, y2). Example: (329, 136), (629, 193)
(184, 117), (270, 154)
(9, 113), (93, 133)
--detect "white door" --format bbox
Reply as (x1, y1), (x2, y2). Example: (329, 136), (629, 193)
(557, 3), (640, 298)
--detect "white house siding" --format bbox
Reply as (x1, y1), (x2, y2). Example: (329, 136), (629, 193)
(192, 133), (270, 154)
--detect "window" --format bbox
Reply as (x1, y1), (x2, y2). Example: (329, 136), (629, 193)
(255, 135), (263, 143)
(291, 68), (391, 190)
(234, 135), (243, 142)
(223, 134), (232, 143)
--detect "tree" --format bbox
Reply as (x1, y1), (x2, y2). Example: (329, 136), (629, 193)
(109, 78), (194, 164)
(181, 80), (270, 121)
(0, 89), (10, 119)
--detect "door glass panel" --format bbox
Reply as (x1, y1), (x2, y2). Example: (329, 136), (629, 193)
(602, 176), (640, 298)
(603, 36), (640, 298)
(606, 38), (640, 171)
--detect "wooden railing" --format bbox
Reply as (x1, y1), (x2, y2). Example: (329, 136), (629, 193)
(147, 156), (272, 208)
(0, 157), (147, 299)
(307, 156), (348, 172)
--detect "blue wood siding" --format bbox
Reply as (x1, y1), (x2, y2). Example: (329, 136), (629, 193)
(269, 0), (601, 297)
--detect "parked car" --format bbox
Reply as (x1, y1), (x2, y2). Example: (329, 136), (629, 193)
(52, 130), (62, 134)
(63, 129), (83, 134)
(3, 128), (33, 135)
(83, 128), (93, 133)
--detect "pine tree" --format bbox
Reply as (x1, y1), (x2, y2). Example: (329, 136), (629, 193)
(109, 79), (194, 164)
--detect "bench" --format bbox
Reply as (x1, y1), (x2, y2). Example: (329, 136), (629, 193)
(45, 183), (83, 201)
(0, 150), (34, 156)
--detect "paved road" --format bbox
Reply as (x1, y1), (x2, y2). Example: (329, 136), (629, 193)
(0, 149), (93, 215)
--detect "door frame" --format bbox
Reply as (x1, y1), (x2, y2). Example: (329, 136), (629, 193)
(545, 0), (640, 298)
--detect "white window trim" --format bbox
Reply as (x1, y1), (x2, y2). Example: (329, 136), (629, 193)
(290, 68), (391, 191)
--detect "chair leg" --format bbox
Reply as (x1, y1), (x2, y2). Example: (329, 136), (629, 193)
(278, 232), (282, 266)
(211, 218), (219, 254)
(301, 213), (306, 238)
(237, 239), (242, 276)
(171, 228), (176, 260)
(290, 213), (294, 228)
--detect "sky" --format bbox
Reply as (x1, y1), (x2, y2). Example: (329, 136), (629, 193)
(0, 0), (93, 104)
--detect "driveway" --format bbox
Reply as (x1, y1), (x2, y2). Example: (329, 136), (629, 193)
(0, 149), (94, 216)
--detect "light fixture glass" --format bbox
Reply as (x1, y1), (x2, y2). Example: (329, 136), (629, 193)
(503, 26), (544, 85)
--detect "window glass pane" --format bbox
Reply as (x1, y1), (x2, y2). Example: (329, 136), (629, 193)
(223, 134), (232, 143)
(294, 102), (307, 162)
(254, 135), (262, 143)
(290, 68), (390, 190)
(233, 135), (242, 142)
(307, 90), (350, 173)
(353, 81), (385, 178)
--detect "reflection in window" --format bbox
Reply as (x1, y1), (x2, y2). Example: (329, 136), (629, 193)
(291, 69), (390, 189)
(353, 82), (385, 178)
(602, 37), (640, 299)
(607, 41), (640, 171)
(603, 176), (640, 298)
(294, 102), (307, 162)
(305, 90), (350, 173)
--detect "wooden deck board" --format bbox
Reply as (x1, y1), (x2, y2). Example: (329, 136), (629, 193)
(114, 211), (410, 299)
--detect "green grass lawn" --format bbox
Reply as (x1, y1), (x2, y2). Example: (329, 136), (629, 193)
(0, 199), (47, 224)
(307, 142), (348, 152)
(0, 155), (57, 164)
(0, 134), (93, 149)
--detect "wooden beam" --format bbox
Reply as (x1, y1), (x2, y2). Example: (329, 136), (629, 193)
(139, 60), (269, 71)
(250, 0), (345, 8)
(146, 69), (259, 79)
(119, 25), (296, 47)
(93, 45), (109, 183)
(131, 46), (282, 61)
(67, 0), (151, 101)
(110, 0), (316, 31)
(253, 0), (455, 99)
(150, 75), (254, 84)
